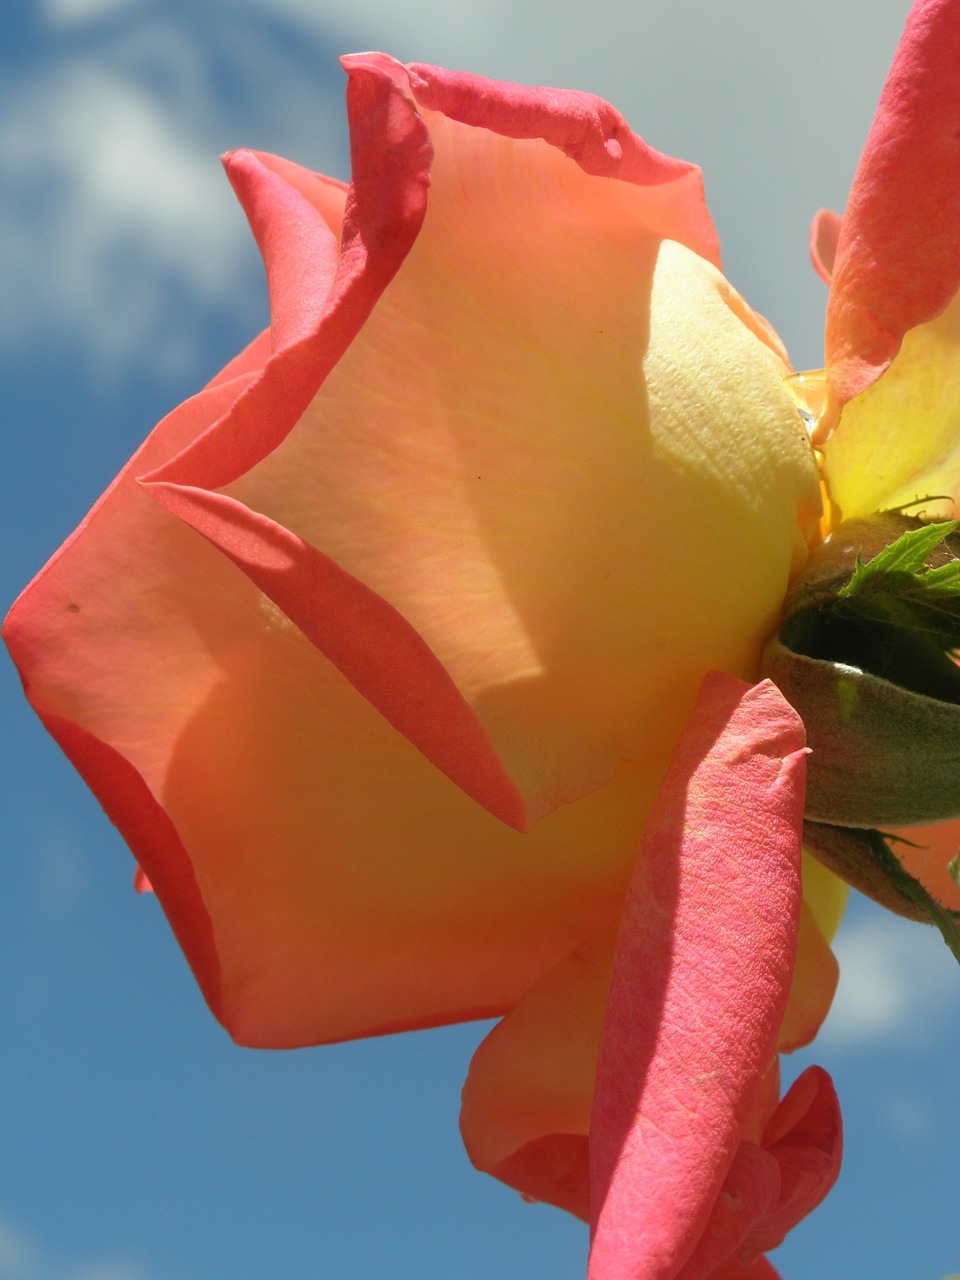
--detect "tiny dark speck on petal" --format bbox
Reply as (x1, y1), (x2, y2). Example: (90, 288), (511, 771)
(67, 604), (80, 613)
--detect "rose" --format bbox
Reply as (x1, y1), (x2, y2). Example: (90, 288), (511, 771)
(13, 3), (960, 1267)
(5, 49), (846, 1279)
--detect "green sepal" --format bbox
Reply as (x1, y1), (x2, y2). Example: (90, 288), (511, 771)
(762, 635), (960, 826)
(911, 559), (960, 594)
(839, 519), (959, 596)
(763, 512), (960, 831)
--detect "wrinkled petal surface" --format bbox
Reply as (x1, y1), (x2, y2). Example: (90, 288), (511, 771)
(588, 674), (808, 1280)
(823, 0), (960, 415)
(459, 847), (839, 1215)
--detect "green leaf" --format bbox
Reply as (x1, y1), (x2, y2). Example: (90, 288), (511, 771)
(839, 519), (959, 597)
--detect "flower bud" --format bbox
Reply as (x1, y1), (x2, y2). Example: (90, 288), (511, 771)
(762, 513), (960, 828)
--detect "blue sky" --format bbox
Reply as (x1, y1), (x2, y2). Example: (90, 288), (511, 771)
(1, 1), (959, 1277)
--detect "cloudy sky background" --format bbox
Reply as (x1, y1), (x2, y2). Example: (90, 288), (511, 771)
(2, 0), (959, 1277)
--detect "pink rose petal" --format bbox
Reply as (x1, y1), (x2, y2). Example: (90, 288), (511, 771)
(825, 0), (960, 409)
(589, 674), (808, 1279)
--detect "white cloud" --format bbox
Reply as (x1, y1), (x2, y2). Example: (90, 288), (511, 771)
(0, 55), (248, 377)
(0, 1217), (41, 1277)
(39, 0), (139, 29)
(33, 830), (88, 913)
(818, 912), (958, 1049)
(0, 1214), (152, 1280)
(1, 8), (356, 377)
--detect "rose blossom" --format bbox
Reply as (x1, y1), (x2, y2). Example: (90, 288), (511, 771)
(5, 50), (847, 1278)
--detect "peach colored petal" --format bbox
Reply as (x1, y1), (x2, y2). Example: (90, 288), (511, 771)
(588, 674), (808, 1280)
(403, 59), (721, 267)
(6, 361), (673, 1046)
(3, 57), (818, 1049)
(824, 0), (960, 409)
(144, 478), (525, 827)
(150, 57), (819, 826)
(460, 925), (617, 1220)
(892, 817), (960, 911)
(8, 426), (669, 1045)
(777, 901), (839, 1053)
(160, 643), (666, 1046)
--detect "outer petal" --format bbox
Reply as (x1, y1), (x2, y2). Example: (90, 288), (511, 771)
(743, 1066), (842, 1255)
(588, 675), (807, 1280)
(465, 679), (829, 1266)
(776, 899), (838, 1053)
(146, 55), (820, 827)
(5, 379), (665, 1045)
(459, 877), (837, 1215)
(4, 59), (818, 1048)
(691, 1069), (840, 1277)
(672, 1141), (780, 1280)
(823, 0), (960, 416)
(459, 925), (616, 1221)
